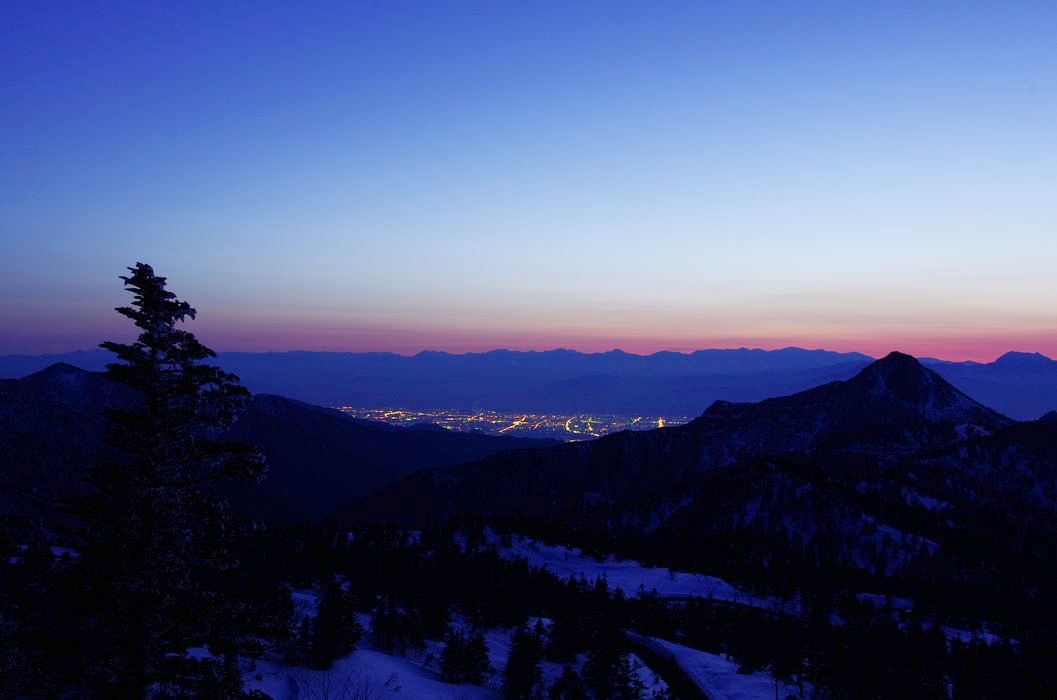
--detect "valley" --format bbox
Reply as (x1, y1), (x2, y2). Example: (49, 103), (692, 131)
(336, 406), (690, 440)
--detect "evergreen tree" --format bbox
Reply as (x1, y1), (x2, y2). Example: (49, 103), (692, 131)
(545, 611), (584, 662)
(371, 596), (423, 655)
(441, 627), (491, 684)
(76, 263), (267, 695)
(465, 629), (491, 684)
(310, 580), (363, 668)
(548, 666), (588, 700)
(289, 616), (313, 665)
(440, 628), (467, 682)
(503, 623), (544, 699)
(583, 633), (645, 700)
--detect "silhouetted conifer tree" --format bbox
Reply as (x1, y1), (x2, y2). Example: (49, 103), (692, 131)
(583, 631), (645, 700)
(548, 665), (588, 700)
(503, 622), (544, 699)
(310, 580), (363, 668)
(77, 263), (267, 695)
(466, 629), (492, 683)
(441, 626), (490, 684)
(440, 628), (467, 682)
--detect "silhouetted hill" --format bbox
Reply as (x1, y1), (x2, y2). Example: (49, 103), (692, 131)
(220, 393), (556, 522)
(0, 365), (132, 521)
(0, 364), (556, 524)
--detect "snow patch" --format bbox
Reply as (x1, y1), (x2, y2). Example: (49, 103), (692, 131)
(476, 530), (797, 615)
(630, 634), (803, 700)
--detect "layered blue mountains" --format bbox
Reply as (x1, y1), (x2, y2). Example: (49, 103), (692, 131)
(2, 346), (1054, 419)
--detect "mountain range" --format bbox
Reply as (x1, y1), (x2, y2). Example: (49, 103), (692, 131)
(341, 353), (1057, 628)
(5, 351), (1057, 632)
(1, 347), (1053, 419)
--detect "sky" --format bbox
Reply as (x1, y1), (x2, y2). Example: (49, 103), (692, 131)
(1, 1), (1056, 361)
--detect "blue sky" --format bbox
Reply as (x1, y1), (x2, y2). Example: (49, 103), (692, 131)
(2, 1), (1056, 359)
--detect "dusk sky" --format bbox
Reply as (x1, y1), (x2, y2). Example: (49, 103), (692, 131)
(2, 1), (1056, 361)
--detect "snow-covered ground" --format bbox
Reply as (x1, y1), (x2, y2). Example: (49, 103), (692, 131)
(8, 544), (80, 565)
(937, 624), (1004, 646)
(851, 592), (1006, 646)
(244, 603), (499, 700)
(855, 592), (915, 611)
(245, 642), (498, 700)
(631, 633), (802, 700)
(244, 592), (670, 699)
(479, 530), (798, 615)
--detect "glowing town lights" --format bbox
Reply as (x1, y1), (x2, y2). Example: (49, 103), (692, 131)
(336, 407), (689, 441)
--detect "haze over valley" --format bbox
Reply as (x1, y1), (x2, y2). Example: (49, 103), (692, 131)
(4, 346), (1055, 421)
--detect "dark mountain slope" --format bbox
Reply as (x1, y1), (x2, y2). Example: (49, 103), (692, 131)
(914, 416), (1057, 510)
(341, 353), (1057, 628)
(0, 364), (136, 519)
(0, 364), (555, 524)
(345, 353), (1011, 525)
(219, 393), (556, 522)
(610, 415), (1057, 621)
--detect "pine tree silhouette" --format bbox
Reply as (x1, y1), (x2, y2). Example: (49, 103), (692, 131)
(77, 263), (267, 695)
(503, 623), (544, 699)
(310, 580), (363, 668)
(548, 666), (587, 700)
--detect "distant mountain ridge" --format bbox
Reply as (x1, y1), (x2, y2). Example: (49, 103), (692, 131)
(1, 346), (1054, 418)
(0, 345), (874, 378)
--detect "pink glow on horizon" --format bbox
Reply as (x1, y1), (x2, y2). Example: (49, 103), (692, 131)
(5, 311), (1056, 364)
(178, 326), (1057, 364)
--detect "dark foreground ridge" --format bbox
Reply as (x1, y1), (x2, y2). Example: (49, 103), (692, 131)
(0, 364), (557, 524)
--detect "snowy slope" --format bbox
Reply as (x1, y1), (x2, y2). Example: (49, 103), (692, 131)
(244, 605), (499, 700)
(483, 531), (796, 615)
(245, 590), (669, 699)
(245, 644), (498, 700)
(630, 634), (800, 700)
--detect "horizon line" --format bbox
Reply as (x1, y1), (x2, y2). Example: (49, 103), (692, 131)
(4, 344), (1053, 366)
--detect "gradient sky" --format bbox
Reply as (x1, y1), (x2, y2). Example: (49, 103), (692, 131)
(2, 1), (1056, 361)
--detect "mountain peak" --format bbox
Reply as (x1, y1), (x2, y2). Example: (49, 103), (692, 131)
(854, 352), (932, 393)
(21, 362), (97, 391)
(11, 362), (138, 413)
(839, 352), (1010, 428)
(31, 361), (92, 378)
(1038, 410), (1057, 425)
(993, 351), (1055, 369)
(875, 350), (921, 367)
